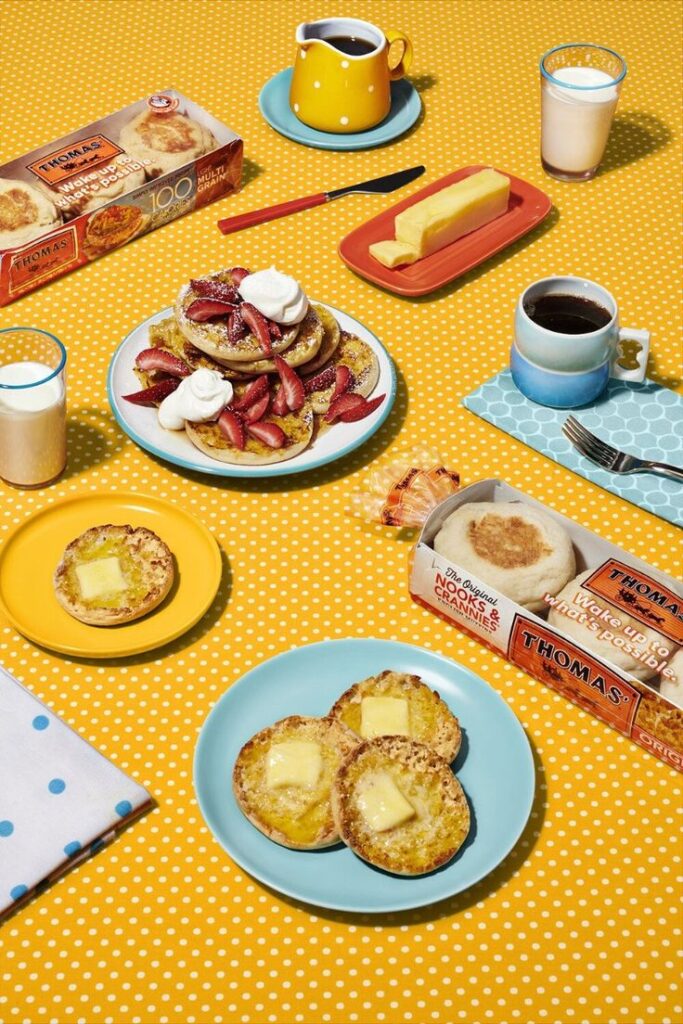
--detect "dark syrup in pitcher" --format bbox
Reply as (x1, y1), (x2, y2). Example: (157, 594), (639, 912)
(326, 35), (376, 56)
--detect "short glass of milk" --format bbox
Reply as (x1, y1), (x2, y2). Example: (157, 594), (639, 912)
(540, 43), (627, 181)
(0, 328), (67, 488)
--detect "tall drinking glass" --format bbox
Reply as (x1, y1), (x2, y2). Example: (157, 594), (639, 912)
(0, 328), (67, 488)
(540, 43), (627, 181)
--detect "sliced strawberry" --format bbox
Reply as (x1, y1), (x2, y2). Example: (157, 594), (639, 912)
(190, 279), (240, 304)
(243, 393), (270, 423)
(185, 298), (237, 322)
(274, 355), (305, 412)
(218, 408), (246, 450)
(232, 375), (269, 411)
(229, 267), (251, 287)
(324, 392), (366, 423)
(268, 319), (282, 339)
(241, 302), (272, 356)
(303, 366), (336, 394)
(271, 384), (289, 416)
(247, 420), (286, 448)
(122, 378), (180, 405)
(228, 308), (246, 343)
(135, 347), (191, 378)
(338, 393), (386, 422)
(331, 365), (353, 402)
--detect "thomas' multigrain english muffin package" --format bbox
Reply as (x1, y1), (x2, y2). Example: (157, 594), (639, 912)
(0, 90), (242, 304)
(410, 479), (683, 772)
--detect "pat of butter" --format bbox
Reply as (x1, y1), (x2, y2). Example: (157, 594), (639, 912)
(360, 696), (410, 739)
(394, 168), (510, 258)
(266, 741), (322, 790)
(358, 772), (415, 832)
(75, 557), (127, 601)
(368, 239), (419, 268)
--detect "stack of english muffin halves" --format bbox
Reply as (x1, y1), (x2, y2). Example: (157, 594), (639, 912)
(232, 670), (470, 876)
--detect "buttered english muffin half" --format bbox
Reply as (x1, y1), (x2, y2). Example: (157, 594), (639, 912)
(329, 670), (461, 763)
(0, 177), (61, 249)
(331, 736), (471, 876)
(119, 109), (217, 178)
(54, 524), (175, 626)
(434, 500), (575, 612)
(232, 715), (359, 850)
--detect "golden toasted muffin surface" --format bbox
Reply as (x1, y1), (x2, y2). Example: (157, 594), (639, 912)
(233, 715), (359, 849)
(53, 524), (174, 626)
(330, 670), (462, 762)
(331, 736), (470, 875)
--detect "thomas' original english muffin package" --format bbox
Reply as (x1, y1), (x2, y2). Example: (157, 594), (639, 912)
(410, 480), (683, 772)
(0, 90), (242, 304)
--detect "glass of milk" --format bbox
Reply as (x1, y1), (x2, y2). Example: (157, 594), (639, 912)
(540, 43), (627, 181)
(0, 328), (67, 488)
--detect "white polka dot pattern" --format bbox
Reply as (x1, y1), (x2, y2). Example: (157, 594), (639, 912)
(0, 1), (681, 1023)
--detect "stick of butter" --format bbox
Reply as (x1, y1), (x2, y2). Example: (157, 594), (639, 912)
(393, 168), (510, 259)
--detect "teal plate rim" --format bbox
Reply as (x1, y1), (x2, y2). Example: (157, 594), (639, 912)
(107, 302), (396, 479)
(193, 638), (535, 914)
(258, 68), (422, 151)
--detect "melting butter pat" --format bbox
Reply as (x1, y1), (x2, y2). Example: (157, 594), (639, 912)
(266, 741), (322, 790)
(75, 557), (127, 601)
(394, 168), (510, 258)
(358, 772), (416, 832)
(360, 696), (410, 739)
(368, 239), (419, 268)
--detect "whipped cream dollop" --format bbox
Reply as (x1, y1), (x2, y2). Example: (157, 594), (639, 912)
(238, 267), (308, 324)
(158, 369), (233, 430)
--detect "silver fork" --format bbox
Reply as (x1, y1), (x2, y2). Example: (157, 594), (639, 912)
(562, 415), (683, 482)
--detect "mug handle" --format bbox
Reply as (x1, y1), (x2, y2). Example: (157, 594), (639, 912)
(610, 328), (650, 382)
(385, 30), (413, 80)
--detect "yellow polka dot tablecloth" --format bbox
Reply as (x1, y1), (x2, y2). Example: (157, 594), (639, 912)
(1, 1), (681, 1022)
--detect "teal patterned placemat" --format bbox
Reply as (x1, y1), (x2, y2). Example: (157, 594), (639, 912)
(463, 372), (683, 526)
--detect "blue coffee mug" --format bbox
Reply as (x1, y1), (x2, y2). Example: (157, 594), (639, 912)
(510, 343), (610, 408)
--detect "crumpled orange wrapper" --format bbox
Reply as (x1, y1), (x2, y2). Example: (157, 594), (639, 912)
(348, 446), (460, 528)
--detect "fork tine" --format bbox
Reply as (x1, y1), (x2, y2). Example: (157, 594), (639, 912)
(564, 416), (617, 458)
(562, 421), (615, 467)
(562, 419), (616, 459)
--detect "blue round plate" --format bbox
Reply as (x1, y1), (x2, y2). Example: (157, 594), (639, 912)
(259, 68), (422, 151)
(107, 302), (395, 479)
(194, 639), (535, 913)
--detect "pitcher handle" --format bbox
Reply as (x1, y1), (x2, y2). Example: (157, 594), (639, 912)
(610, 328), (650, 383)
(385, 30), (413, 80)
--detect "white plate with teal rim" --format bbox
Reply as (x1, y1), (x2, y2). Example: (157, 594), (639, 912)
(193, 639), (535, 913)
(107, 302), (395, 478)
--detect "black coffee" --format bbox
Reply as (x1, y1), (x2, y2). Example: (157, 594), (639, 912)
(326, 34), (376, 56)
(524, 294), (612, 335)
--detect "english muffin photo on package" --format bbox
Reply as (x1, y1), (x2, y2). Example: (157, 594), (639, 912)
(410, 479), (683, 772)
(0, 90), (243, 305)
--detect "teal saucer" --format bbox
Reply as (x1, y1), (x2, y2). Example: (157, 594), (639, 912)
(258, 68), (422, 151)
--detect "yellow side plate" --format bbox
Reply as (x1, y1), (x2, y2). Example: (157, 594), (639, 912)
(0, 492), (223, 658)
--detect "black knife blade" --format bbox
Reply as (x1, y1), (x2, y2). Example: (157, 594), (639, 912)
(327, 165), (425, 200)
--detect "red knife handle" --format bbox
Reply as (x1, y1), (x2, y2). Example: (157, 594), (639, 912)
(217, 193), (328, 234)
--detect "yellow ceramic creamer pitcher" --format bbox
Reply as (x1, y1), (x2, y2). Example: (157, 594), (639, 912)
(290, 18), (412, 133)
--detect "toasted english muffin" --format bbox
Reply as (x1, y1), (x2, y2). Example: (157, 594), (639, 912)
(119, 109), (217, 178)
(233, 715), (359, 849)
(330, 670), (461, 762)
(434, 501), (575, 613)
(331, 736), (470, 875)
(186, 401), (314, 465)
(217, 304), (324, 374)
(137, 317), (251, 385)
(295, 305), (341, 376)
(175, 272), (301, 363)
(54, 524), (174, 626)
(83, 203), (149, 258)
(0, 177), (61, 249)
(303, 331), (379, 415)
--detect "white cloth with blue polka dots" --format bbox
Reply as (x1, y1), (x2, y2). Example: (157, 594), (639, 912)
(0, 665), (152, 920)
